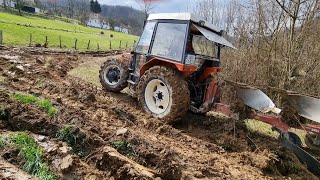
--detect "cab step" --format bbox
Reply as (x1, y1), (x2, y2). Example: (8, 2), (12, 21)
(127, 80), (136, 85)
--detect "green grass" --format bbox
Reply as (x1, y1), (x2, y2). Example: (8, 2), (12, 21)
(57, 126), (89, 157)
(37, 99), (57, 117)
(13, 93), (57, 117)
(245, 119), (280, 139)
(0, 12), (138, 50)
(0, 132), (56, 180)
(111, 140), (136, 158)
(14, 93), (38, 104)
(68, 58), (105, 86)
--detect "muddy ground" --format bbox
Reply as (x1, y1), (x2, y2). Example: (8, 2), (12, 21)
(0, 46), (318, 179)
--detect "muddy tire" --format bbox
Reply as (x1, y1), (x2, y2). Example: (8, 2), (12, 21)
(99, 59), (129, 92)
(138, 66), (190, 123)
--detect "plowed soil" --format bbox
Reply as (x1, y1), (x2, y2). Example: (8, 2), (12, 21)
(0, 46), (318, 180)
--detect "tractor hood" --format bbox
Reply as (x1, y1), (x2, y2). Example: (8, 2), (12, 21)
(193, 24), (236, 49)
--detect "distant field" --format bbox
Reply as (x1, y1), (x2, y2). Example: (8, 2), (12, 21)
(0, 12), (139, 50)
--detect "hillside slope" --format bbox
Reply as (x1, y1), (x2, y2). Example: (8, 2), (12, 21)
(101, 5), (145, 35)
(0, 12), (138, 50)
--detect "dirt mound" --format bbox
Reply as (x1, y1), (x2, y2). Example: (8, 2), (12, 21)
(0, 46), (318, 179)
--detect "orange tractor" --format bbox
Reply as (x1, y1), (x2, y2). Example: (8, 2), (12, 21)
(100, 13), (235, 122)
(100, 13), (320, 174)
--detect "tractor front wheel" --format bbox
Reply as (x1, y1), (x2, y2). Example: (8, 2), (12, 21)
(138, 66), (190, 123)
(99, 59), (129, 92)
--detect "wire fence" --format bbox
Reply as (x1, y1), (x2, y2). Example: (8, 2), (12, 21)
(0, 29), (137, 51)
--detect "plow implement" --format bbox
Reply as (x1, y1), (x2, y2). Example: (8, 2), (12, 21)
(211, 80), (320, 174)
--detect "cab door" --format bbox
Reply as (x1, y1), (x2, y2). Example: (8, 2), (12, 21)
(129, 21), (156, 85)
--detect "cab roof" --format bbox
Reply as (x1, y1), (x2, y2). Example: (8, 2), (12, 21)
(147, 13), (222, 34)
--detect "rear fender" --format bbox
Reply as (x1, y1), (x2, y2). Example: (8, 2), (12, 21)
(140, 58), (197, 77)
(201, 79), (220, 111)
(198, 67), (221, 82)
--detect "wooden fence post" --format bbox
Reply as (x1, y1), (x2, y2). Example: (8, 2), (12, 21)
(119, 40), (122, 49)
(126, 41), (128, 48)
(0, 31), (3, 45)
(44, 36), (48, 48)
(29, 33), (32, 47)
(109, 41), (112, 49)
(97, 43), (100, 50)
(59, 36), (62, 48)
(74, 39), (78, 50)
(87, 40), (91, 50)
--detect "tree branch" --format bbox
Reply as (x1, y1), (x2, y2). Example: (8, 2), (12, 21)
(275, 0), (295, 18)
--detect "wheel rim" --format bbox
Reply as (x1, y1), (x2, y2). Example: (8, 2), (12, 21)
(103, 65), (120, 86)
(145, 79), (170, 115)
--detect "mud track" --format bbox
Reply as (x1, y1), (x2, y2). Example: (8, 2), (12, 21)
(0, 46), (318, 179)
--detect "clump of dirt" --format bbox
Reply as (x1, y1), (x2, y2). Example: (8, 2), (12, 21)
(56, 125), (103, 158)
(264, 147), (317, 178)
(1, 146), (22, 166)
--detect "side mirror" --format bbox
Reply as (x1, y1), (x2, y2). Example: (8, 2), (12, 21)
(130, 51), (135, 54)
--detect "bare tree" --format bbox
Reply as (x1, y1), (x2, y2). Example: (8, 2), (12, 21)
(194, 0), (320, 98)
(3, 0), (7, 9)
(135, 0), (158, 19)
(67, 0), (75, 18)
(47, 0), (61, 15)
(15, 0), (28, 15)
(75, 0), (90, 25)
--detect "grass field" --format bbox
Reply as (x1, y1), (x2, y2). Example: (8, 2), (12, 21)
(0, 12), (139, 50)
(68, 56), (107, 86)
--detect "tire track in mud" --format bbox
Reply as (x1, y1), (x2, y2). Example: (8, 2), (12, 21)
(0, 47), (317, 179)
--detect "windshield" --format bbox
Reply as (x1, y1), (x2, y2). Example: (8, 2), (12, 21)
(136, 22), (156, 54)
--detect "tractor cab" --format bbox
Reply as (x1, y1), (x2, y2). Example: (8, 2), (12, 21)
(129, 13), (235, 85)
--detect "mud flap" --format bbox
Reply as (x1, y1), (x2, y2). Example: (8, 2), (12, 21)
(280, 133), (320, 175)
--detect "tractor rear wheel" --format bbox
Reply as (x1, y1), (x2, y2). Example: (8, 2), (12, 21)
(138, 66), (190, 123)
(99, 59), (129, 92)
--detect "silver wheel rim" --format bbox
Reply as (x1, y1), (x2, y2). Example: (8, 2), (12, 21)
(103, 65), (120, 86)
(145, 79), (170, 115)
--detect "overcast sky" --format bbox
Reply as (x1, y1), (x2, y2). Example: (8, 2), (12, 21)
(100, 0), (197, 13)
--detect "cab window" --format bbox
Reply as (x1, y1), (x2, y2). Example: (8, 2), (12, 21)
(151, 23), (188, 61)
(136, 22), (156, 54)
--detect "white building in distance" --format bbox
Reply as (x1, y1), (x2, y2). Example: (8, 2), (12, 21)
(0, 0), (16, 8)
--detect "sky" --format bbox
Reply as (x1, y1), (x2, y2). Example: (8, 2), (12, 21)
(100, 0), (197, 13)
